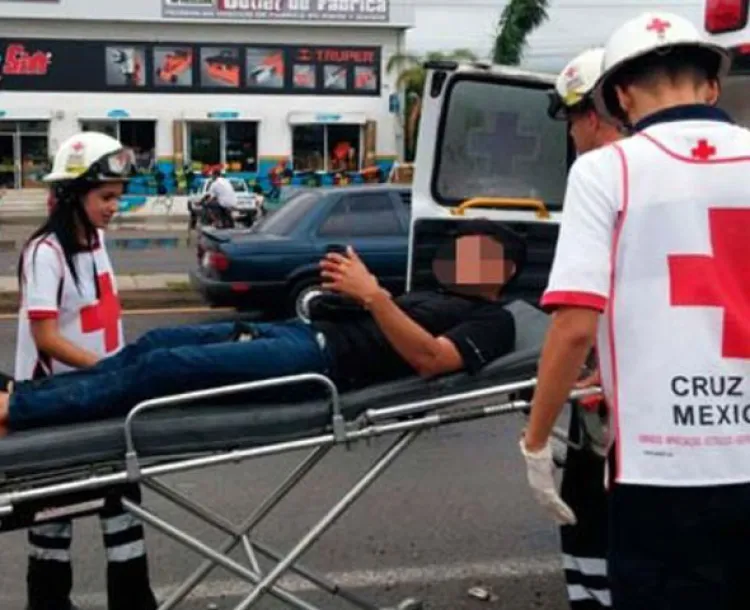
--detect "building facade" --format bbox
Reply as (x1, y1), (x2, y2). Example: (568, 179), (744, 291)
(0, 0), (414, 194)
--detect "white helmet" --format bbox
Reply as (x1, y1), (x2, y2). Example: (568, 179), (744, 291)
(593, 11), (732, 122)
(44, 132), (136, 184)
(548, 47), (605, 120)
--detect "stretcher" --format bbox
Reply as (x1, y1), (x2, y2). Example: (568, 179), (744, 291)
(0, 298), (599, 610)
(0, 63), (609, 608)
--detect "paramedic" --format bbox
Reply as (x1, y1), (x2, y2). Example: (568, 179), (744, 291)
(0, 220), (522, 430)
(16, 132), (158, 610)
(520, 10), (750, 609)
(547, 46), (621, 610)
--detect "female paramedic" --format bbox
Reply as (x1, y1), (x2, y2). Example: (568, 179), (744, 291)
(16, 132), (158, 610)
(521, 10), (750, 610)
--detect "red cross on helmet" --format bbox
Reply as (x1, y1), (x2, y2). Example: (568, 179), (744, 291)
(592, 11), (732, 122)
(43, 132), (136, 184)
(548, 47), (605, 120)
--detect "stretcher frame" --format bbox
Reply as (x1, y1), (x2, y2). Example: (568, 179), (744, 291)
(0, 371), (600, 610)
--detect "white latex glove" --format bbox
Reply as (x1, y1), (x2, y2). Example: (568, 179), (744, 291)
(519, 438), (577, 526)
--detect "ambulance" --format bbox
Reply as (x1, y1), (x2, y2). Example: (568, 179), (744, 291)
(704, 0), (750, 119)
(405, 59), (604, 453)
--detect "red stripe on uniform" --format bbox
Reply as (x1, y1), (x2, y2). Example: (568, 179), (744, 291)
(28, 310), (58, 320)
(540, 291), (607, 312)
(609, 143), (630, 483)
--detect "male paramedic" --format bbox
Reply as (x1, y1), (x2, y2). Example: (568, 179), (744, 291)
(521, 10), (750, 609)
(547, 46), (622, 610)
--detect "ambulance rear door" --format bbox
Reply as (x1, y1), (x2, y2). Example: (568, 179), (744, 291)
(409, 61), (574, 304)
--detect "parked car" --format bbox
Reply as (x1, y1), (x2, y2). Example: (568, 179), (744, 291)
(190, 184), (412, 317)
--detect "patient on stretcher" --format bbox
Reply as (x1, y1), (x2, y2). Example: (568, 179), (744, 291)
(0, 220), (525, 431)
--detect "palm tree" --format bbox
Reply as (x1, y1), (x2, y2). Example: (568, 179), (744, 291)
(387, 49), (478, 161)
(492, 0), (550, 65)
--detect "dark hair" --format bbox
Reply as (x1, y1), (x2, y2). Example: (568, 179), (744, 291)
(603, 45), (721, 121)
(18, 180), (102, 292)
(441, 218), (528, 295)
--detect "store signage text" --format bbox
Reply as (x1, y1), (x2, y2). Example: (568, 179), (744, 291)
(208, 110), (240, 119)
(1, 43), (52, 76)
(0, 37), (381, 97)
(296, 47), (375, 64)
(315, 113), (342, 122)
(164, 0), (389, 22)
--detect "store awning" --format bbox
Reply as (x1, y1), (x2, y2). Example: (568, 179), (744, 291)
(287, 111), (367, 125)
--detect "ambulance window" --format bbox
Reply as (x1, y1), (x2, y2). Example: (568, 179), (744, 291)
(433, 76), (570, 209)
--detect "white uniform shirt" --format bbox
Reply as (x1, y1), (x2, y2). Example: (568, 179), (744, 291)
(542, 114), (750, 487)
(208, 176), (238, 209)
(15, 231), (124, 381)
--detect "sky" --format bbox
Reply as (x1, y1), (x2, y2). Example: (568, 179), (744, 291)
(403, 0), (705, 72)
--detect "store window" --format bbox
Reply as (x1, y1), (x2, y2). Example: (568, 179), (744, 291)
(225, 122), (258, 172)
(186, 121), (258, 173)
(0, 120), (50, 189)
(80, 119), (156, 170)
(292, 123), (361, 172)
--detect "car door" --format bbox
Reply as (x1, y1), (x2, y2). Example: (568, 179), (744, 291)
(314, 191), (409, 295)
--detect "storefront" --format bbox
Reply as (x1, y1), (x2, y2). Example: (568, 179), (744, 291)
(0, 0), (414, 192)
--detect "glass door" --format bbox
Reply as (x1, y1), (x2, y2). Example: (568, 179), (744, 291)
(0, 135), (15, 190)
(20, 135), (49, 188)
(187, 121), (221, 171)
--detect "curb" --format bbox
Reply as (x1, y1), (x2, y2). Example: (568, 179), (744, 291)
(0, 235), (194, 251)
(0, 288), (207, 314)
(0, 275), (207, 314)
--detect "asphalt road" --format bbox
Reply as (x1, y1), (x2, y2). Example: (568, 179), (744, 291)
(0, 311), (571, 610)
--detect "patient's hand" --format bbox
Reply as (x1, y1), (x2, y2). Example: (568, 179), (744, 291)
(319, 246), (382, 305)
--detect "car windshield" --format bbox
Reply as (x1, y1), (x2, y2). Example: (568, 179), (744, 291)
(254, 191), (320, 235)
(434, 76), (571, 209)
(230, 179), (246, 192)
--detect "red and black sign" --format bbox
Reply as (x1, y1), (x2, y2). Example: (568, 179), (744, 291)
(0, 38), (381, 96)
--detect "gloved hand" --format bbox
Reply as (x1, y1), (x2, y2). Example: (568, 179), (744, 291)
(519, 438), (577, 526)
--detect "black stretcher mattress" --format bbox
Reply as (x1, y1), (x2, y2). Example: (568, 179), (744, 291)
(0, 301), (549, 479)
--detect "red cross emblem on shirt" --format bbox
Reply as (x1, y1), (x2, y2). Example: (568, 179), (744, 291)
(80, 272), (122, 353)
(565, 65), (577, 78)
(71, 141), (84, 152)
(647, 18), (671, 35)
(691, 139), (717, 160)
(668, 208), (750, 359)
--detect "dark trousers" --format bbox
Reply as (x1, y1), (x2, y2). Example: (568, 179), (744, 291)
(27, 484), (157, 610)
(608, 481), (750, 610)
(560, 407), (610, 609)
(9, 320), (332, 429)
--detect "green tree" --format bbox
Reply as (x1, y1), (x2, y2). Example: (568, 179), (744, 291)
(492, 0), (550, 65)
(387, 49), (478, 161)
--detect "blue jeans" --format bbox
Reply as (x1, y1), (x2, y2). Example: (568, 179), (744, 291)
(9, 320), (333, 430)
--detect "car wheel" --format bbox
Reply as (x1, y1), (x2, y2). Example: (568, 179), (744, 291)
(289, 278), (323, 322)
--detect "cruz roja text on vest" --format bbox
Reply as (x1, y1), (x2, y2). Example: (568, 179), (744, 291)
(671, 376), (748, 427)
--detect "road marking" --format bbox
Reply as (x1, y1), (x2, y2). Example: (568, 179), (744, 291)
(0, 555), (563, 607)
(0, 306), (233, 321)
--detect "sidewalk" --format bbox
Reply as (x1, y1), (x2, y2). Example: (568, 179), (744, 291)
(0, 222), (195, 250)
(0, 273), (206, 314)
